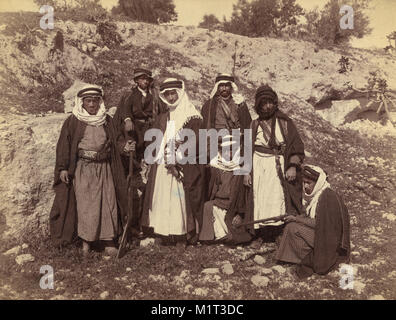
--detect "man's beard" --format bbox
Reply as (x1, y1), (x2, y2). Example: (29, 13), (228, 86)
(258, 108), (277, 120)
(219, 90), (231, 99)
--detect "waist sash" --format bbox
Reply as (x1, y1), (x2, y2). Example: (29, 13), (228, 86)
(78, 149), (110, 162)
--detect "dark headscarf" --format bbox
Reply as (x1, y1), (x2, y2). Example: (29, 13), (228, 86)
(254, 85), (278, 112)
(254, 85), (280, 149)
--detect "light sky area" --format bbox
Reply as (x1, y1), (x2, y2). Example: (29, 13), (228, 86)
(0, 0), (395, 48)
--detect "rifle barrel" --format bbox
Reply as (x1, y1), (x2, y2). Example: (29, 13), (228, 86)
(234, 215), (287, 228)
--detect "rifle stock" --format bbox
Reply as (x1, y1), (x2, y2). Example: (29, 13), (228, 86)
(233, 214), (287, 229)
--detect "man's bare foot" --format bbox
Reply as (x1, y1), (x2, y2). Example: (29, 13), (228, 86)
(103, 240), (118, 256)
(104, 246), (118, 256)
(250, 237), (263, 250)
(82, 241), (90, 256)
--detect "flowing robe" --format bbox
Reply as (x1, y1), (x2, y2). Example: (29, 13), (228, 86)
(141, 112), (205, 241)
(244, 111), (305, 235)
(199, 168), (246, 241)
(199, 95), (252, 243)
(276, 188), (350, 277)
(49, 114), (128, 246)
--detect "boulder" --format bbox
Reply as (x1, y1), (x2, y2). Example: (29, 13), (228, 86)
(253, 255), (266, 265)
(316, 99), (360, 127)
(100, 291), (109, 299)
(221, 264), (234, 275)
(15, 254), (35, 265)
(4, 246), (21, 256)
(202, 268), (219, 274)
(251, 275), (270, 287)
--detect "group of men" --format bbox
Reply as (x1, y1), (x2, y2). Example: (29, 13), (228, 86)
(49, 69), (350, 278)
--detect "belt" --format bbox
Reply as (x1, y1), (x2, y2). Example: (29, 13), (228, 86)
(78, 149), (110, 162)
(254, 144), (285, 155)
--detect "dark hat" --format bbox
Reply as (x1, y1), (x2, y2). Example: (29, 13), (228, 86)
(133, 68), (153, 81)
(77, 87), (103, 98)
(255, 85), (278, 106)
(160, 79), (183, 92)
(303, 166), (320, 181)
(215, 74), (235, 83)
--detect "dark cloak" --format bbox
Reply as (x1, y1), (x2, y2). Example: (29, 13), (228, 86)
(245, 110), (305, 233)
(199, 168), (249, 243)
(49, 114), (129, 246)
(200, 95), (252, 243)
(201, 96), (252, 134)
(297, 188), (351, 277)
(141, 112), (205, 241)
(113, 87), (166, 164)
(200, 95), (251, 204)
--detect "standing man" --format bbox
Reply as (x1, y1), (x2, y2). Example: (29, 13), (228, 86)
(114, 68), (165, 237)
(50, 84), (134, 255)
(275, 165), (350, 278)
(141, 78), (205, 245)
(201, 73), (251, 136)
(244, 85), (305, 245)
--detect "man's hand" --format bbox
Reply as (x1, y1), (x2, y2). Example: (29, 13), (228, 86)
(283, 215), (297, 223)
(124, 140), (136, 153)
(232, 214), (242, 226)
(124, 119), (134, 132)
(60, 170), (69, 184)
(285, 166), (296, 182)
(243, 174), (252, 187)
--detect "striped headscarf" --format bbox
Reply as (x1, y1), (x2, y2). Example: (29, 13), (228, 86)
(304, 165), (331, 218)
(72, 84), (107, 126)
(209, 73), (244, 104)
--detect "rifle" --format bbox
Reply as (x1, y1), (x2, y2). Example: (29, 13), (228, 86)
(225, 214), (287, 245)
(232, 214), (287, 230)
(117, 139), (135, 259)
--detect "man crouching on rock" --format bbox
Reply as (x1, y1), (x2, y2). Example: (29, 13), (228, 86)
(275, 165), (350, 278)
(49, 84), (135, 256)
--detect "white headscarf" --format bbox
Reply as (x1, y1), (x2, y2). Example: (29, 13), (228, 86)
(159, 78), (202, 136)
(209, 73), (245, 104)
(209, 135), (241, 172)
(305, 165), (331, 218)
(72, 84), (107, 126)
(155, 78), (202, 164)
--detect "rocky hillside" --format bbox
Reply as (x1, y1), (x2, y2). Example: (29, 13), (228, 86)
(0, 13), (395, 299)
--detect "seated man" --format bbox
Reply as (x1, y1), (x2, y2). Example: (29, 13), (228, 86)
(199, 137), (247, 244)
(275, 165), (350, 278)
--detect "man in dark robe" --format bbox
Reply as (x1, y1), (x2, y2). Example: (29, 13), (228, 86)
(243, 85), (305, 245)
(201, 73), (252, 138)
(113, 68), (166, 236)
(141, 78), (205, 245)
(275, 165), (350, 278)
(199, 140), (247, 244)
(49, 84), (133, 255)
(199, 74), (252, 243)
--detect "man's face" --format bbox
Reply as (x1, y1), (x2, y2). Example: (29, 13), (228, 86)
(164, 89), (179, 105)
(218, 82), (232, 98)
(303, 178), (316, 195)
(82, 97), (101, 115)
(257, 99), (276, 120)
(135, 75), (150, 90)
